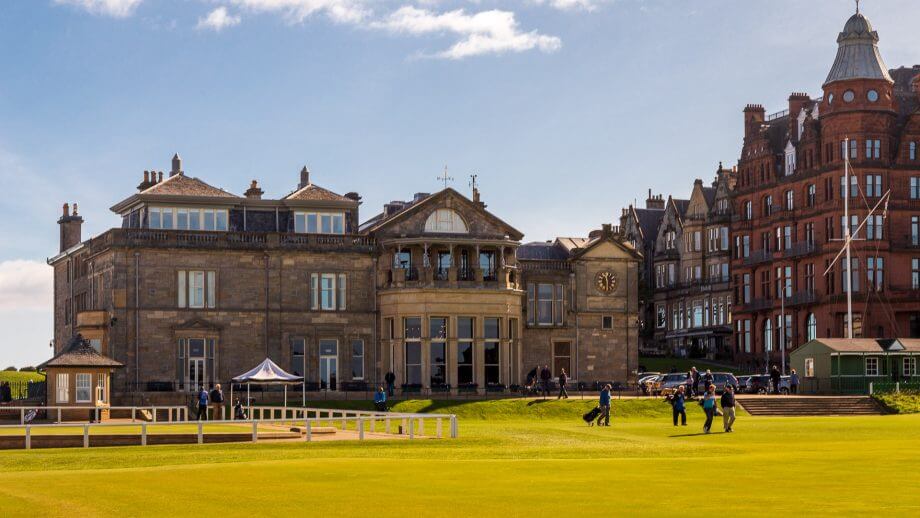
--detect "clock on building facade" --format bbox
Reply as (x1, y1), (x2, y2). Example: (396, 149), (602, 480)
(594, 270), (618, 294)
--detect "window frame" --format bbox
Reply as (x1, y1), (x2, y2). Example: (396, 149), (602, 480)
(75, 373), (92, 403)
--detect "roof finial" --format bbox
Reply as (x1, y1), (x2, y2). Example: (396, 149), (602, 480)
(437, 165), (454, 189)
(855, 0), (860, 15)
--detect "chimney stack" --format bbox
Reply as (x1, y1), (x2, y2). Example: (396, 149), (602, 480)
(137, 170), (155, 191)
(58, 202), (84, 252)
(298, 166), (310, 189)
(245, 180), (264, 200)
(645, 190), (665, 210)
(743, 104), (766, 140)
(170, 153), (183, 177)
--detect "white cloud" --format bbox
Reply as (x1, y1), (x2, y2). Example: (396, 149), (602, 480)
(53, 0), (143, 18)
(374, 6), (561, 59)
(531, 0), (605, 11)
(0, 260), (52, 312)
(197, 7), (242, 31)
(229, 0), (370, 24)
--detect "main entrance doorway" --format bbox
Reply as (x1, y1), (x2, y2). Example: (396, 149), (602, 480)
(319, 339), (338, 390)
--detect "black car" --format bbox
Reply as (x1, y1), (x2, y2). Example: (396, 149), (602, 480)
(740, 374), (791, 394)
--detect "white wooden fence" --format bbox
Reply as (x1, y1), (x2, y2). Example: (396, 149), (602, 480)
(0, 405), (188, 425)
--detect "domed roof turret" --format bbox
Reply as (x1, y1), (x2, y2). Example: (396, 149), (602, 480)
(824, 11), (892, 86)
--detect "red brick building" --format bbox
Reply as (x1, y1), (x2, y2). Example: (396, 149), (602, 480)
(731, 10), (920, 372)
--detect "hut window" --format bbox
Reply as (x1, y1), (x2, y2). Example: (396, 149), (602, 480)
(904, 357), (917, 377)
(865, 357), (879, 377)
(76, 373), (92, 403)
(56, 373), (70, 403)
(805, 358), (815, 378)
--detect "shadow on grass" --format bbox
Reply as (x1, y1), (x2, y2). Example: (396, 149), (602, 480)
(669, 431), (728, 437)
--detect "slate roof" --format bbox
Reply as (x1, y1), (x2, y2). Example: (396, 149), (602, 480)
(517, 241), (571, 261)
(633, 207), (665, 242)
(672, 199), (690, 217)
(141, 173), (239, 198)
(556, 237), (590, 253)
(39, 335), (124, 369)
(283, 183), (351, 202)
(701, 186), (717, 208)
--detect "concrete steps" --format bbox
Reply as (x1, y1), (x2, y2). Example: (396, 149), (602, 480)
(737, 396), (884, 416)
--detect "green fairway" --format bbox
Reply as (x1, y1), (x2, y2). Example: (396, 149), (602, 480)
(0, 399), (918, 516)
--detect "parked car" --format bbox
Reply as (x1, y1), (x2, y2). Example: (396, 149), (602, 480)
(740, 374), (791, 394)
(655, 373), (690, 396)
(710, 372), (739, 393)
(637, 372), (661, 394)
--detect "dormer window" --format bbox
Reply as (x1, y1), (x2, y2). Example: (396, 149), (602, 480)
(294, 211), (345, 234)
(148, 207), (228, 231)
(424, 209), (468, 233)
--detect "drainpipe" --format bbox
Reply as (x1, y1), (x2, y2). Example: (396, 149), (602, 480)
(372, 256), (378, 385)
(264, 253), (270, 357)
(626, 260), (631, 384)
(134, 252), (140, 392)
(572, 270), (578, 382)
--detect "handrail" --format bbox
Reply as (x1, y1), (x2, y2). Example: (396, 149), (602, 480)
(0, 405), (189, 425)
(0, 412), (460, 449)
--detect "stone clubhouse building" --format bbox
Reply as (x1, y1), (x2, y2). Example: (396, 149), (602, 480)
(48, 156), (640, 404)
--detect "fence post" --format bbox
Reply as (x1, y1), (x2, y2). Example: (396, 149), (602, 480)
(408, 418), (414, 440)
(358, 418), (364, 440)
(83, 424), (89, 448)
(57, 408), (62, 423)
(153, 407), (158, 423)
(869, 382), (874, 395)
(896, 382), (900, 393)
(306, 420), (312, 442)
(141, 423), (147, 446)
(450, 415), (458, 439)
(131, 407), (136, 423)
(20, 408), (24, 426)
(197, 422), (204, 445)
(252, 421), (258, 443)
(25, 425), (31, 450)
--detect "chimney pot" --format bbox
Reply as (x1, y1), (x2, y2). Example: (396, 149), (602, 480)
(63, 203), (70, 217)
(299, 166), (310, 189)
(171, 153), (182, 177)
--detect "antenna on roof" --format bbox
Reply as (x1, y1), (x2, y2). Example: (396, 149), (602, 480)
(437, 166), (454, 189)
(469, 173), (478, 191)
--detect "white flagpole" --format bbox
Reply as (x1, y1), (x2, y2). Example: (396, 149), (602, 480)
(844, 137), (854, 339)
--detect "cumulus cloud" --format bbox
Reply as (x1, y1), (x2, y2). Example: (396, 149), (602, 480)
(0, 260), (52, 312)
(197, 7), (242, 31)
(530, 0), (605, 11)
(53, 0), (143, 18)
(374, 6), (561, 59)
(229, 0), (370, 24)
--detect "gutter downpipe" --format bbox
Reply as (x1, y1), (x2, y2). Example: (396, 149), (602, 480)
(134, 252), (140, 395)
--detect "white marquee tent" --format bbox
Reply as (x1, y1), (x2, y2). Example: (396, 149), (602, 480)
(231, 358), (304, 411)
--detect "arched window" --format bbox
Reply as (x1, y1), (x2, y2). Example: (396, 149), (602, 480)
(424, 209), (468, 233)
(764, 319), (773, 352)
(806, 313), (817, 341)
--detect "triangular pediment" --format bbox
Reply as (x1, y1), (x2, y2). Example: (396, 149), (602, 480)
(364, 188), (524, 240)
(172, 316), (223, 331)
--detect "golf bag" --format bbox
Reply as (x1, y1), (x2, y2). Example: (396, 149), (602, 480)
(582, 406), (601, 426)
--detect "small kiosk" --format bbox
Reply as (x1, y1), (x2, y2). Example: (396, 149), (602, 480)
(39, 334), (123, 422)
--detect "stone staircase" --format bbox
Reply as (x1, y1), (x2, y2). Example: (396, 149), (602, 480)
(737, 396), (885, 416)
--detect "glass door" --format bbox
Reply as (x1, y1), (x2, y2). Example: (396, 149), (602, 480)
(319, 339), (338, 390)
(187, 338), (207, 391)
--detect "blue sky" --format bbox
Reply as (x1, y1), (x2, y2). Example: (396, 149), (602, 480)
(1, 0), (919, 367)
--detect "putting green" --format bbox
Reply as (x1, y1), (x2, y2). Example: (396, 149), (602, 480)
(0, 399), (917, 516)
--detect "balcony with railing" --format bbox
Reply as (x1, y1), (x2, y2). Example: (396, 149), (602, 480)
(742, 248), (773, 266)
(783, 241), (817, 258)
(94, 228), (376, 253)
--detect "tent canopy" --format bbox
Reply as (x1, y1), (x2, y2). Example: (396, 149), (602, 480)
(232, 358), (303, 384)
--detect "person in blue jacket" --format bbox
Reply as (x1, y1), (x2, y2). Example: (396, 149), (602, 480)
(668, 385), (687, 426)
(373, 386), (388, 412)
(701, 385), (718, 433)
(597, 384), (612, 426)
(196, 385), (209, 421)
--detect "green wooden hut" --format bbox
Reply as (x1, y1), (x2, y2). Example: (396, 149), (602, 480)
(790, 339), (920, 394)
